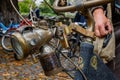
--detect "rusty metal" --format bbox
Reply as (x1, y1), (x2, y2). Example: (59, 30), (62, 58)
(36, 20), (49, 30)
(38, 44), (62, 76)
(55, 22), (70, 48)
(53, 0), (113, 12)
(60, 32), (70, 48)
(9, 0), (113, 77)
(52, 0), (112, 43)
(69, 23), (96, 40)
(54, 21), (96, 48)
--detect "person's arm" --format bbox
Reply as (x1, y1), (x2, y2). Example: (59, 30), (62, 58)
(86, 0), (111, 37)
(92, 7), (112, 37)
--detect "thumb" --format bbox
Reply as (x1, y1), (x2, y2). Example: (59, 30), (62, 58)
(94, 26), (101, 37)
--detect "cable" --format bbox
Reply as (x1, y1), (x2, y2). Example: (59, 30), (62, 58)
(10, 0), (31, 26)
(60, 51), (88, 80)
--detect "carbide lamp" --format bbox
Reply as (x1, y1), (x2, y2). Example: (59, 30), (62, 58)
(11, 26), (53, 60)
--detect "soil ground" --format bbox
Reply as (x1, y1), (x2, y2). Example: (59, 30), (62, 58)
(0, 38), (72, 80)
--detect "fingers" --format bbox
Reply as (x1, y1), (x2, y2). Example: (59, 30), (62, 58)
(99, 24), (108, 37)
(106, 20), (112, 33)
(94, 24), (101, 37)
(94, 22), (112, 37)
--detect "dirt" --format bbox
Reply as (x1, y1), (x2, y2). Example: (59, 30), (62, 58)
(0, 45), (72, 80)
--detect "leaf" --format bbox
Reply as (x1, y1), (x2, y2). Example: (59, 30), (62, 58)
(3, 72), (10, 76)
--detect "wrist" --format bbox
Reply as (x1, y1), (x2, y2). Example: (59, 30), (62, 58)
(93, 8), (104, 17)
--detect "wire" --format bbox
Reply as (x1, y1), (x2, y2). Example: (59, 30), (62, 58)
(10, 0), (31, 26)
(43, 0), (65, 17)
(43, 0), (58, 14)
(60, 51), (88, 80)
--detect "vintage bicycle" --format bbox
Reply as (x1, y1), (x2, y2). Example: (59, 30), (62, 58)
(10, 0), (116, 80)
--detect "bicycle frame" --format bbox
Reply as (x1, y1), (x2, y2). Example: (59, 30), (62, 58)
(9, 0), (115, 80)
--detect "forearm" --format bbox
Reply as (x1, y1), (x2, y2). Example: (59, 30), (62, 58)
(87, 0), (107, 15)
(93, 8), (104, 17)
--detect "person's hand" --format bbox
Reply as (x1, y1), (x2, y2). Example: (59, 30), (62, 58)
(58, 0), (67, 6)
(93, 8), (112, 37)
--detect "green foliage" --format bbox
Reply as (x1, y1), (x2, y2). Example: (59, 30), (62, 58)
(18, 0), (56, 17)
(39, 0), (55, 16)
(18, 0), (36, 14)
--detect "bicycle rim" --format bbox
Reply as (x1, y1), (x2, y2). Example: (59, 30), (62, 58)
(1, 31), (14, 52)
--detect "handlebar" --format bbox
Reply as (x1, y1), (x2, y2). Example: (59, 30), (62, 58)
(53, 0), (113, 12)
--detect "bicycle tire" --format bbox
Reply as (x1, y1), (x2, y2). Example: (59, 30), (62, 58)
(1, 30), (15, 52)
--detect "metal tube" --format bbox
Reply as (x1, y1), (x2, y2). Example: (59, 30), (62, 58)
(53, 0), (113, 12)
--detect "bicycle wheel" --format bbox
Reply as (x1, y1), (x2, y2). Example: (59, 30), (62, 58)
(1, 30), (15, 52)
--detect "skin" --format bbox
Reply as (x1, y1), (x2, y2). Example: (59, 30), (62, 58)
(93, 8), (112, 37)
(58, 0), (67, 6)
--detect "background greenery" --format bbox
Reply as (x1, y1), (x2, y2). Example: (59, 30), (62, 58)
(18, 0), (55, 17)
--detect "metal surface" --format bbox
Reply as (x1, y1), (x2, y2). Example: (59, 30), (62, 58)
(39, 44), (62, 76)
(52, 0), (113, 43)
(69, 23), (96, 40)
(53, 0), (113, 12)
(11, 26), (53, 59)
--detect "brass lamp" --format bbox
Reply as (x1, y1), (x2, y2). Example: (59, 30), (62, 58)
(11, 26), (62, 76)
(10, 26), (53, 60)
